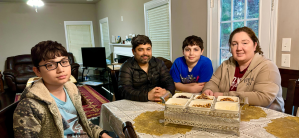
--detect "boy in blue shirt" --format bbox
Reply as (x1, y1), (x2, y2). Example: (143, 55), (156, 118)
(13, 41), (111, 138)
(170, 35), (213, 93)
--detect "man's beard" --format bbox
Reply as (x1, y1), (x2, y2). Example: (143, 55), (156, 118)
(139, 55), (151, 64)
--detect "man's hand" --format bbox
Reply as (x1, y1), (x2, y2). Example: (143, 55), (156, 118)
(148, 87), (160, 101)
(148, 87), (167, 102)
(101, 133), (112, 138)
(203, 89), (214, 96)
(213, 92), (223, 98)
(155, 87), (167, 97)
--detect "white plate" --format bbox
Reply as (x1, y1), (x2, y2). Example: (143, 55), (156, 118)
(214, 102), (239, 112)
(217, 96), (239, 103)
(193, 94), (215, 101)
(188, 100), (213, 111)
(173, 93), (193, 100)
(165, 98), (189, 108)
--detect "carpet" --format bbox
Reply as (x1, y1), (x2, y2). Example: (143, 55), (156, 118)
(78, 85), (110, 119)
(14, 93), (22, 102)
(14, 85), (109, 119)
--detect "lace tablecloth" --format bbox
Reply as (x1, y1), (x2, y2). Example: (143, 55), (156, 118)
(100, 100), (290, 138)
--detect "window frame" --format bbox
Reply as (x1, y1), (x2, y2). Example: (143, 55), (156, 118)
(99, 17), (111, 58)
(207, 0), (278, 71)
(144, 0), (172, 61)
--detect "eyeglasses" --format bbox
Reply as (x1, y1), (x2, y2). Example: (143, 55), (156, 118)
(38, 59), (70, 71)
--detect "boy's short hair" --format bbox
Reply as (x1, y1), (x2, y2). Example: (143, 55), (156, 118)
(131, 35), (152, 50)
(31, 40), (68, 67)
(182, 35), (204, 51)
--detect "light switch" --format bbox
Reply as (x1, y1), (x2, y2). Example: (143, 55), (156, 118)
(282, 38), (291, 51)
(121, 16), (123, 21)
(281, 54), (290, 67)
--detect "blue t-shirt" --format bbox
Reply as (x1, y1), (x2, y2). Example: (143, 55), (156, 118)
(170, 56), (213, 83)
(50, 88), (87, 138)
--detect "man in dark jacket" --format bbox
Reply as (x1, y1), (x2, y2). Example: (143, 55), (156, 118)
(118, 35), (175, 102)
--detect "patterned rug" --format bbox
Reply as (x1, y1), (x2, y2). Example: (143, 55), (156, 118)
(14, 93), (22, 102)
(78, 85), (110, 119)
(14, 85), (110, 119)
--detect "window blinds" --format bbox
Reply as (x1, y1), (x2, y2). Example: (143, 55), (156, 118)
(66, 25), (93, 63)
(100, 22), (111, 58)
(146, 3), (171, 60)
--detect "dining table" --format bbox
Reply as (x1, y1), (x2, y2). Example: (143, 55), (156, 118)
(100, 99), (292, 138)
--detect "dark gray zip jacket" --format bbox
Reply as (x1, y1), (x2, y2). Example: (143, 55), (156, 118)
(118, 57), (175, 101)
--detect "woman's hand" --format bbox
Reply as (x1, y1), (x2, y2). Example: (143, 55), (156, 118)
(213, 92), (223, 98)
(202, 89), (214, 96)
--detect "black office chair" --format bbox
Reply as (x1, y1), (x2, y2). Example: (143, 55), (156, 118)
(111, 69), (122, 100)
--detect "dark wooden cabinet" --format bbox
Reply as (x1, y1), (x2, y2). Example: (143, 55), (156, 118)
(279, 68), (299, 115)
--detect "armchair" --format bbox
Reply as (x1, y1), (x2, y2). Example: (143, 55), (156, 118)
(4, 54), (36, 92)
(157, 57), (173, 71)
(3, 53), (80, 93)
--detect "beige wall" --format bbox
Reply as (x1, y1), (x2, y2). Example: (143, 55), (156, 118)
(96, 0), (207, 62)
(2, 0), (295, 72)
(276, 0), (299, 70)
(96, 0), (151, 47)
(171, 0), (207, 61)
(0, 2), (98, 72)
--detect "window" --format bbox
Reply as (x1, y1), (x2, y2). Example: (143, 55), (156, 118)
(64, 21), (95, 64)
(144, 0), (172, 60)
(207, 0), (278, 70)
(99, 17), (111, 59)
(220, 0), (259, 63)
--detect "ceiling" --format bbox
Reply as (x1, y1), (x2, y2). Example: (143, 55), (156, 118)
(0, 0), (100, 4)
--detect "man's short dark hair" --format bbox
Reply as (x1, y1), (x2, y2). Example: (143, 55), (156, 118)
(31, 40), (68, 67)
(131, 35), (152, 50)
(182, 35), (204, 51)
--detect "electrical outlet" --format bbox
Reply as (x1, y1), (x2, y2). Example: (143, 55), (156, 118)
(281, 54), (290, 67)
(282, 38), (291, 51)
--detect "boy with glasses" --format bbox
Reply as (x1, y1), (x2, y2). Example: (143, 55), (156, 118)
(13, 41), (111, 138)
